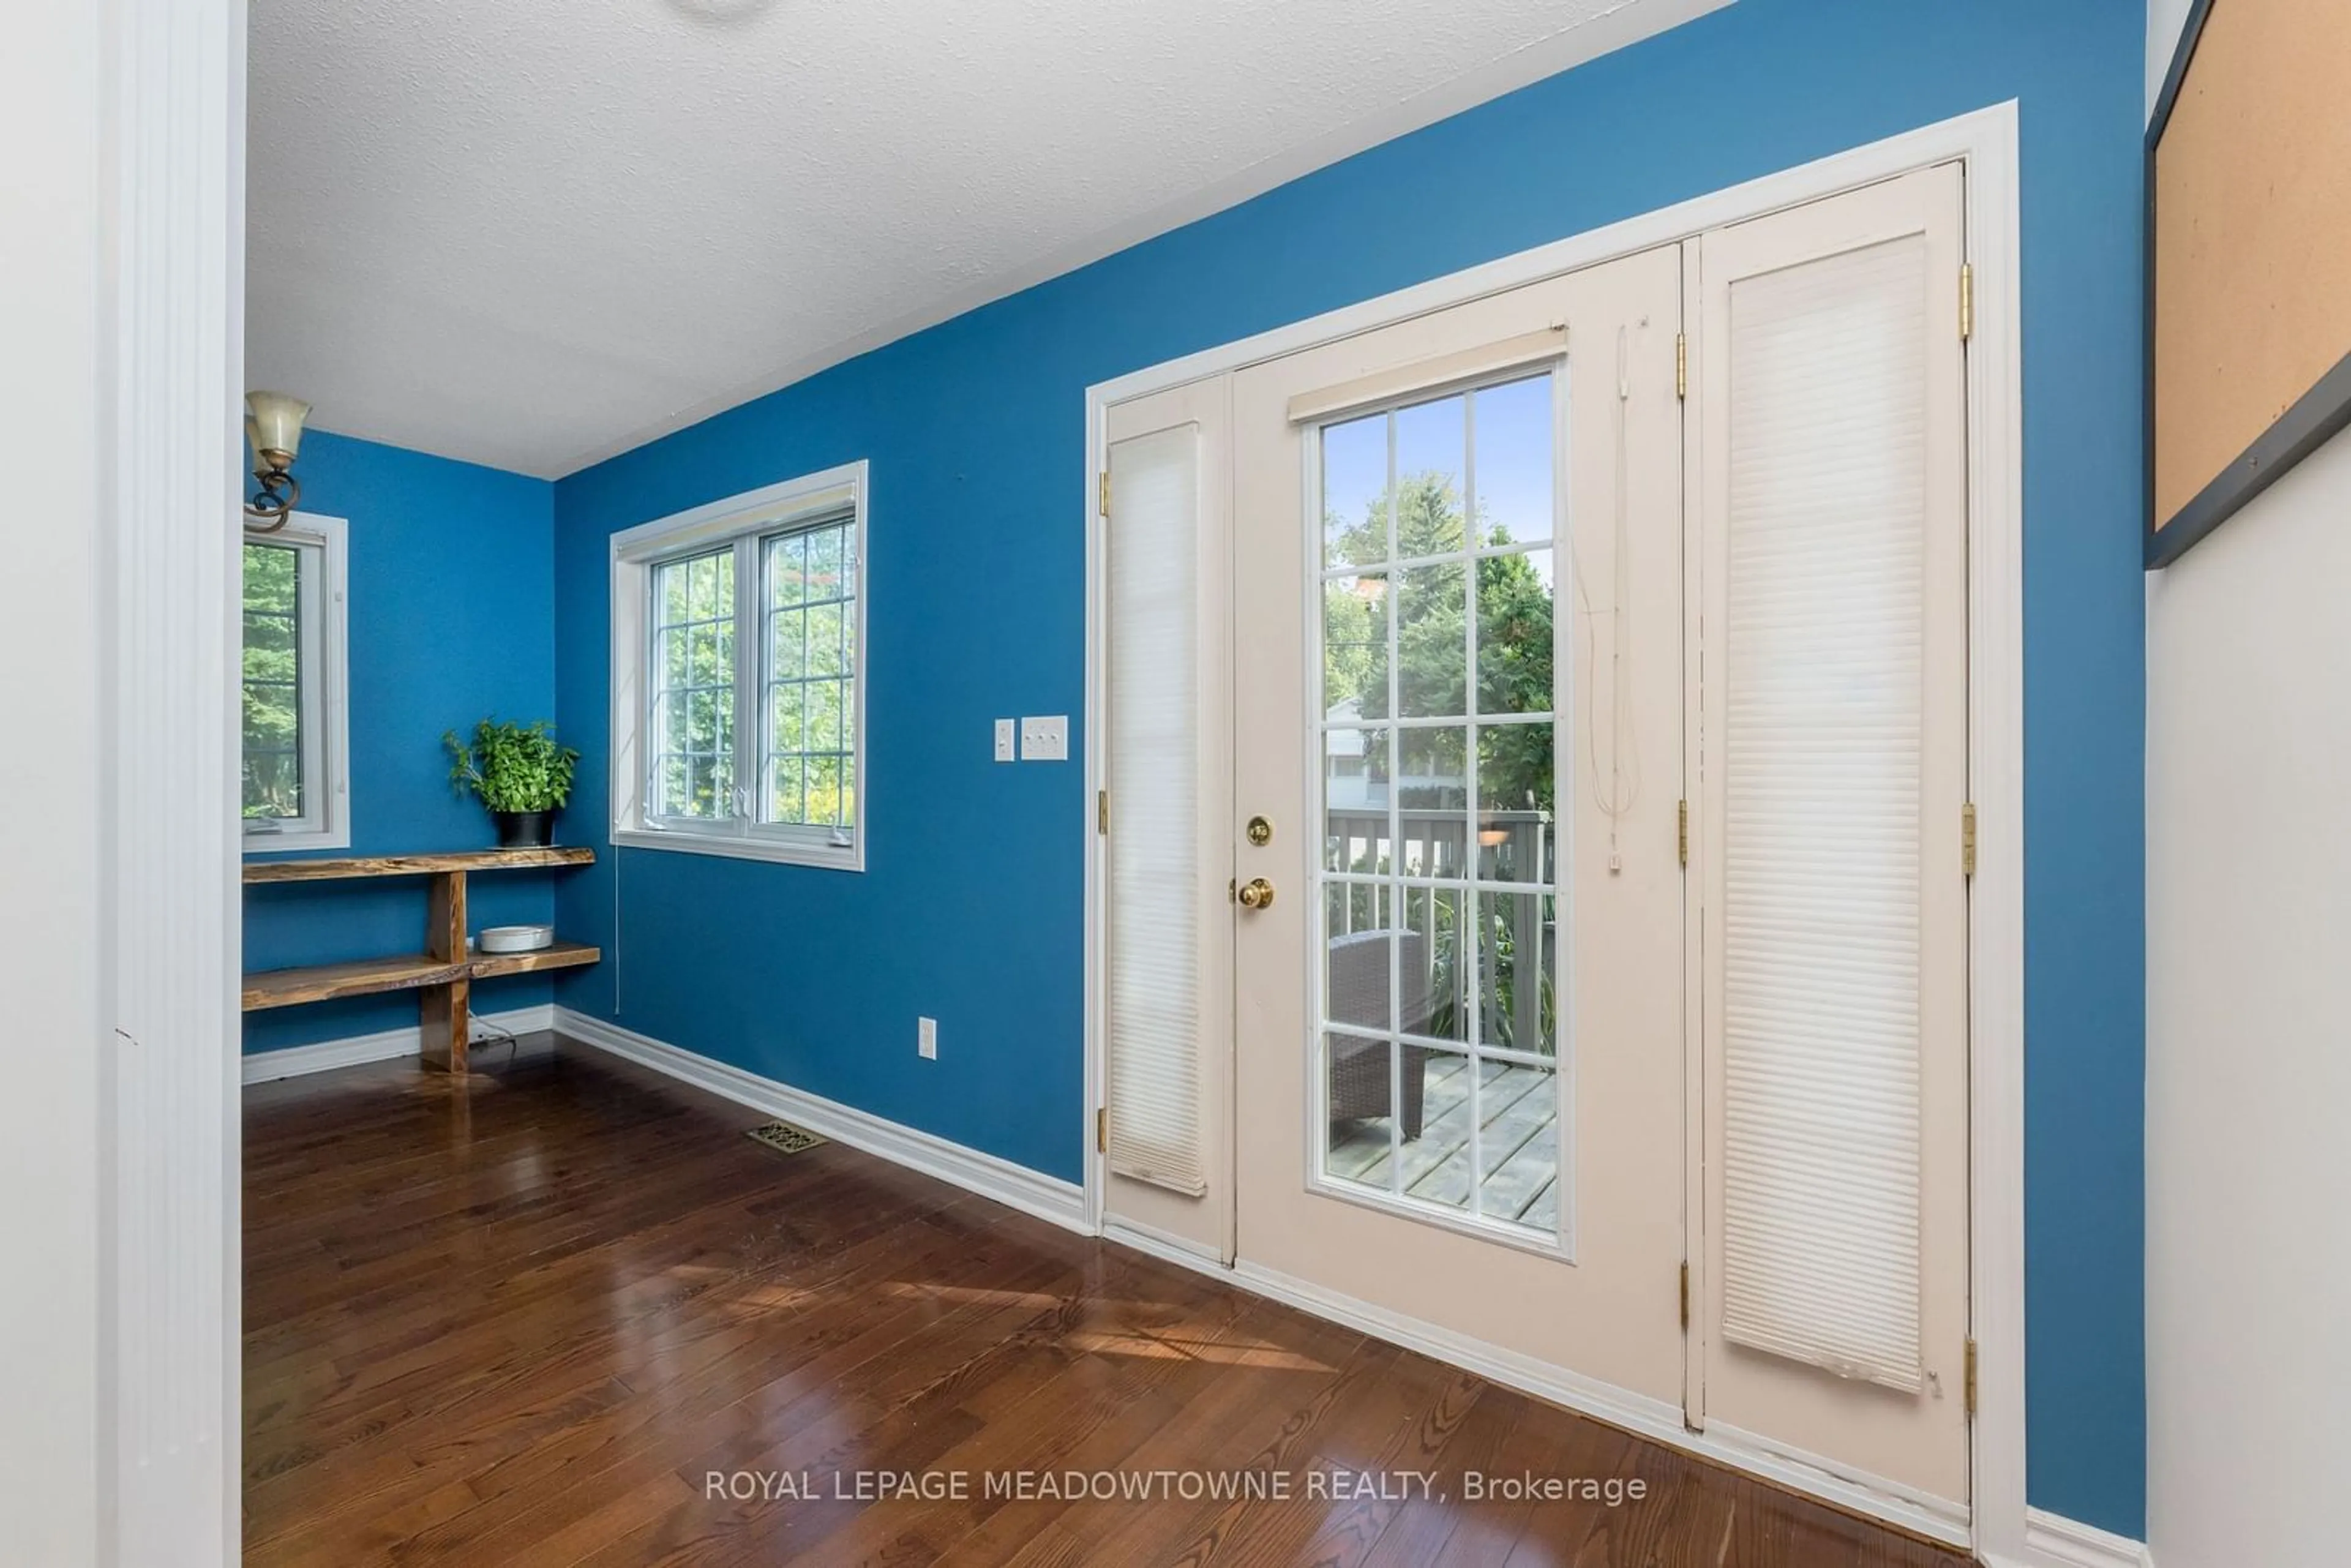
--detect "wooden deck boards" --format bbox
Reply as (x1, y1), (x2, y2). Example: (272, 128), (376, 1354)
(1327, 1056), (1561, 1231)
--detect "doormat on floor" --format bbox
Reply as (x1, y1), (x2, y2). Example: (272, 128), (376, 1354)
(744, 1119), (828, 1157)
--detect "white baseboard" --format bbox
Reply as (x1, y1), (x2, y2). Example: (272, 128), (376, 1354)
(553, 1007), (1089, 1236)
(1101, 1214), (1224, 1272)
(240, 1003), (556, 1084)
(2005, 1508), (2154, 1568)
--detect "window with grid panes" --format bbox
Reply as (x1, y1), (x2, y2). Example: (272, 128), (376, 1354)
(612, 463), (867, 870)
(241, 514), (350, 852)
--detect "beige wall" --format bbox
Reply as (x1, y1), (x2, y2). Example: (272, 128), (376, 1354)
(0, 1), (107, 1560)
(2145, 423), (2351, 1568)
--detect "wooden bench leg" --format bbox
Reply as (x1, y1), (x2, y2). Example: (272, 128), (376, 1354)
(421, 869), (470, 1075)
(421, 978), (470, 1075)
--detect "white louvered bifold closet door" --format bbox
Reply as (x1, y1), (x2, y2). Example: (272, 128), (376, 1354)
(1105, 424), (1209, 1195)
(1716, 233), (1932, 1392)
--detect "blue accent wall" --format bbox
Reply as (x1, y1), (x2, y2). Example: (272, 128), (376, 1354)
(549, 0), (2147, 1532)
(243, 430), (561, 1052)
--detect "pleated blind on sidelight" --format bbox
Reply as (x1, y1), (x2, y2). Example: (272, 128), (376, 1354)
(1104, 424), (1209, 1196)
(1718, 235), (1929, 1392)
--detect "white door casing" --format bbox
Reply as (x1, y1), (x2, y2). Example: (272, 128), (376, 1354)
(92, 1), (249, 1564)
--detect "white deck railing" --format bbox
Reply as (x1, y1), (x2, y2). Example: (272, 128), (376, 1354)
(1321, 806), (1552, 1054)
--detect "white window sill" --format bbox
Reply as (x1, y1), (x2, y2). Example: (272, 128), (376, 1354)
(610, 825), (863, 872)
(242, 823), (351, 856)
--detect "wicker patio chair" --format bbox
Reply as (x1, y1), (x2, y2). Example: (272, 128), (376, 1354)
(1325, 928), (1434, 1140)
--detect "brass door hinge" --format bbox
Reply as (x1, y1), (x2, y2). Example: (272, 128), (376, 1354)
(1679, 1262), (1690, 1329)
(1098, 470), (1111, 519)
(1674, 332), (1687, 400)
(1097, 788), (1109, 835)
(1963, 1337), (1978, 1418)
(1959, 264), (1974, 342)
(1678, 798), (1689, 867)
(1097, 1107), (1108, 1154)
(1961, 801), (1978, 878)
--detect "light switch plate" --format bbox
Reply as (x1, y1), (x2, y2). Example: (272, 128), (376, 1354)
(994, 718), (1016, 762)
(918, 1016), (937, 1059)
(1020, 715), (1068, 761)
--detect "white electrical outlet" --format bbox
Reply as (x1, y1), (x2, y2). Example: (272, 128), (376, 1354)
(994, 718), (1016, 762)
(1020, 715), (1069, 761)
(918, 1016), (937, 1059)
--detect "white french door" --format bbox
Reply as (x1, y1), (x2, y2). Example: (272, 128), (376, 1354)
(1094, 160), (1976, 1525)
(1226, 242), (1690, 1400)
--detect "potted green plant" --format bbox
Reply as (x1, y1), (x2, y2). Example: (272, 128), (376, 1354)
(444, 718), (580, 848)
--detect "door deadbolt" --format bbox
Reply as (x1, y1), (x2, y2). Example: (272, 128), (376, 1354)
(1245, 815), (1273, 847)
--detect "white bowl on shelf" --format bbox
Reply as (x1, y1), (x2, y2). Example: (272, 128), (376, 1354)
(478, 924), (555, 954)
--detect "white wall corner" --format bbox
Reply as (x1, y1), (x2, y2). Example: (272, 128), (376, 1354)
(1, 2), (108, 1561)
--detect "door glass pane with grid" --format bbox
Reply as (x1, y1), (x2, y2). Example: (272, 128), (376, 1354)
(1316, 375), (1561, 1239)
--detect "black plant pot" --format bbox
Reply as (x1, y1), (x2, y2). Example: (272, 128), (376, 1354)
(492, 809), (555, 849)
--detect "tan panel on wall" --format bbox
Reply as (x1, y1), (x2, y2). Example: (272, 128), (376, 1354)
(2153, 0), (2351, 530)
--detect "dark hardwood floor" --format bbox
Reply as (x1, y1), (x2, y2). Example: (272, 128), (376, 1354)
(243, 1038), (1970, 1567)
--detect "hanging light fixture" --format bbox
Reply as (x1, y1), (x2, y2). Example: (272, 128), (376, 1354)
(242, 390), (310, 530)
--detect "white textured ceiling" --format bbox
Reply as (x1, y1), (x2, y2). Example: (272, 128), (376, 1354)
(247, 0), (1721, 478)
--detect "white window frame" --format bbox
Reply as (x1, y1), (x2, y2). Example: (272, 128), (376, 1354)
(240, 509), (351, 854)
(609, 460), (869, 871)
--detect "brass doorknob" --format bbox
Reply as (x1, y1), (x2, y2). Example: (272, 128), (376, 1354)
(1237, 877), (1276, 910)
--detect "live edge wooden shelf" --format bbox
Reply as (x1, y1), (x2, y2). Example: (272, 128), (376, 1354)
(242, 847), (600, 1075)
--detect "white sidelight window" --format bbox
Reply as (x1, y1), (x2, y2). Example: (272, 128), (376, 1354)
(609, 461), (868, 871)
(241, 512), (350, 853)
